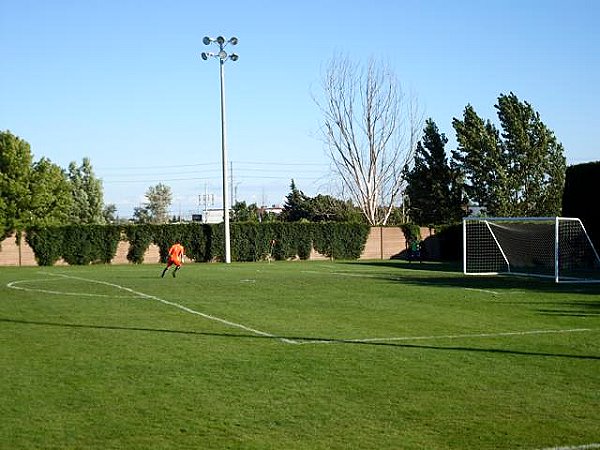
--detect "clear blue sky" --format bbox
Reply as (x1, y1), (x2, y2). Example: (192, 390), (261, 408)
(1, 0), (598, 218)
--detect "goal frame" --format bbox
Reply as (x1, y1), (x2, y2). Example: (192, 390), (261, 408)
(462, 216), (600, 283)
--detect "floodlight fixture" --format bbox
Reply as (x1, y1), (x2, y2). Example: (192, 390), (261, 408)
(199, 35), (240, 264)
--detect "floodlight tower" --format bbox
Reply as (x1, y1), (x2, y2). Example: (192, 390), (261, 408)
(201, 36), (239, 264)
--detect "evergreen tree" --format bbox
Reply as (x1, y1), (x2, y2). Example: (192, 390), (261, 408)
(132, 206), (151, 224)
(452, 105), (508, 215)
(102, 204), (118, 223)
(452, 93), (566, 216)
(68, 157), (105, 224)
(309, 194), (363, 223)
(405, 119), (465, 225)
(280, 180), (311, 222)
(231, 201), (261, 222)
(495, 92), (565, 215)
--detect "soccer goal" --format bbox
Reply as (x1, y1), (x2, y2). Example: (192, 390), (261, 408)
(463, 216), (600, 283)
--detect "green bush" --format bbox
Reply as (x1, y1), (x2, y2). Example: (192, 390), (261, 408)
(312, 222), (370, 259)
(23, 222), (372, 265)
(124, 224), (154, 264)
(25, 225), (121, 265)
(25, 226), (64, 266)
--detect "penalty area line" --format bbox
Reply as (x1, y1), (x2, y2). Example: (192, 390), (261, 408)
(6, 278), (138, 298)
(537, 444), (600, 450)
(293, 327), (595, 345)
(42, 273), (298, 345)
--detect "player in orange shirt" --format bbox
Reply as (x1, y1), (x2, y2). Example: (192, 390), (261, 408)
(161, 242), (185, 278)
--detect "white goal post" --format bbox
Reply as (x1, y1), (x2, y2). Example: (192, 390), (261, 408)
(463, 216), (600, 283)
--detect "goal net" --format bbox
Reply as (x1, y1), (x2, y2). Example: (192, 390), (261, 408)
(463, 217), (600, 283)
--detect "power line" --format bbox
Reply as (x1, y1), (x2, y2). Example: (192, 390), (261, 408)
(103, 177), (213, 184)
(97, 162), (220, 171)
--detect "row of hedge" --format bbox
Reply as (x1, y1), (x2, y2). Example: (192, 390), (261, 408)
(24, 222), (371, 266)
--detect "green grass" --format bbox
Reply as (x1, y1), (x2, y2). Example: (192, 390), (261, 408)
(1, 260), (598, 449)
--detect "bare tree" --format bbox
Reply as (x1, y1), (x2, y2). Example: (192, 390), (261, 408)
(315, 55), (422, 225)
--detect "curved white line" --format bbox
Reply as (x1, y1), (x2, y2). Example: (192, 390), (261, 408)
(42, 273), (297, 344)
(6, 279), (137, 298)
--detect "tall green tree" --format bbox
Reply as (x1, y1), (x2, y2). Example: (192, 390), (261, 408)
(29, 158), (73, 227)
(281, 180), (364, 223)
(0, 131), (32, 236)
(452, 105), (507, 215)
(1, 131), (72, 236)
(132, 206), (152, 224)
(495, 92), (565, 215)
(405, 119), (465, 225)
(231, 201), (261, 222)
(453, 93), (565, 216)
(102, 204), (118, 223)
(309, 194), (363, 222)
(280, 180), (311, 222)
(68, 157), (105, 224)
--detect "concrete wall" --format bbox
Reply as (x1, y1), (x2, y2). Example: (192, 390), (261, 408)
(0, 227), (433, 266)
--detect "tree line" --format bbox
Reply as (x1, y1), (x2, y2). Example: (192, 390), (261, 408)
(0, 131), (114, 238)
(405, 92), (566, 225)
(0, 87), (569, 240)
(0, 54), (572, 236)
(313, 56), (568, 226)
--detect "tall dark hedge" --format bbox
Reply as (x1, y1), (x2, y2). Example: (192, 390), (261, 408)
(25, 226), (64, 266)
(312, 222), (370, 259)
(123, 224), (154, 264)
(25, 222), (370, 265)
(26, 225), (121, 266)
(562, 162), (600, 249)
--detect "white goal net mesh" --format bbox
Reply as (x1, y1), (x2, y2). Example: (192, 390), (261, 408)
(463, 217), (600, 283)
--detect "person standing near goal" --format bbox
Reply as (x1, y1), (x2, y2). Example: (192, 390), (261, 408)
(161, 242), (185, 278)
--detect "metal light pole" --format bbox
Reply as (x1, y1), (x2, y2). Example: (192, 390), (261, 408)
(201, 36), (238, 264)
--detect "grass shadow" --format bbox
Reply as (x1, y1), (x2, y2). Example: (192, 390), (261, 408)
(2, 317), (598, 361)
(343, 260), (600, 296)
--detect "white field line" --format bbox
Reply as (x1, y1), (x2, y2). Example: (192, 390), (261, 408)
(293, 328), (594, 346)
(538, 444), (600, 450)
(302, 270), (402, 281)
(8, 274), (596, 348)
(33, 273), (298, 344)
(463, 287), (501, 295)
(302, 270), (501, 295)
(7, 279), (137, 298)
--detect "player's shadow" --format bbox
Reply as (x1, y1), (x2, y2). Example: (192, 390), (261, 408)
(2, 317), (598, 361)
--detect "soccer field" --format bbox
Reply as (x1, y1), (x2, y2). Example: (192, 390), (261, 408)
(1, 261), (598, 449)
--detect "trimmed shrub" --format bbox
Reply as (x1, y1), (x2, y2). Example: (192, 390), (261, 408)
(25, 226), (64, 266)
(23, 222), (372, 264)
(124, 224), (154, 264)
